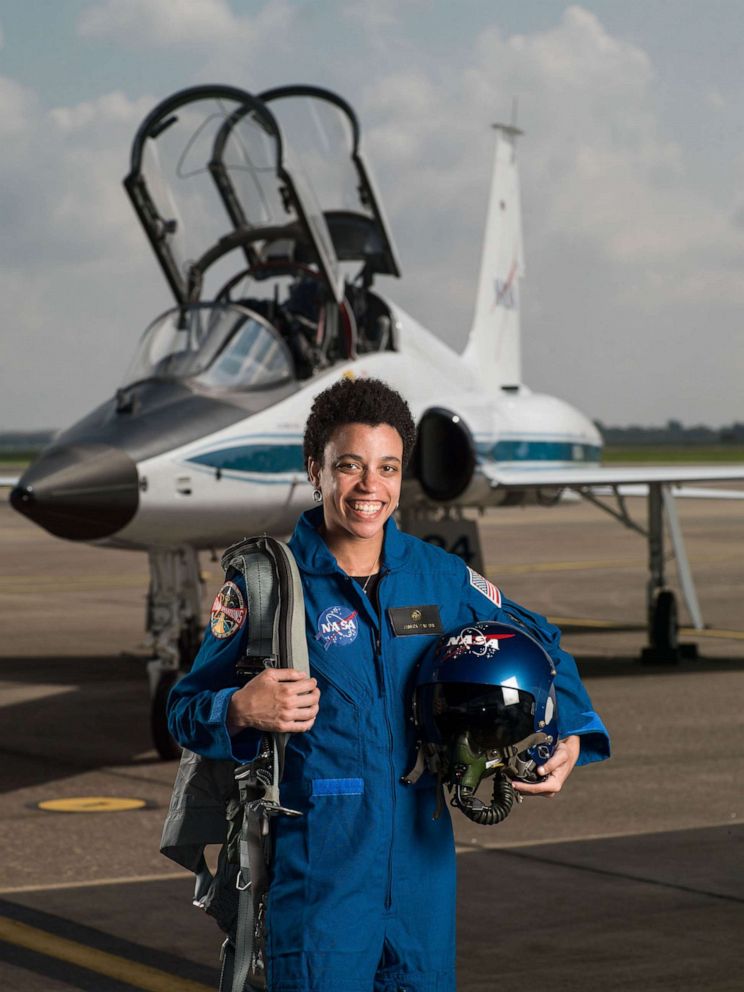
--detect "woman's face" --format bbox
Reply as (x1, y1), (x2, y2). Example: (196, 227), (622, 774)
(308, 422), (404, 545)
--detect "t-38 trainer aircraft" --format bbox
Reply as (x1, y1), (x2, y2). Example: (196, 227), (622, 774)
(10, 84), (744, 756)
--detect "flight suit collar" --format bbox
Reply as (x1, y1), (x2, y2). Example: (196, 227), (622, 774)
(289, 506), (409, 576)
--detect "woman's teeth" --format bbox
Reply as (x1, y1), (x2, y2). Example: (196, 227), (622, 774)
(350, 501), (382, 515)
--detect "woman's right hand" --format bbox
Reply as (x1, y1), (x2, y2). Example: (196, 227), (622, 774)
(227, 668), (320, 735)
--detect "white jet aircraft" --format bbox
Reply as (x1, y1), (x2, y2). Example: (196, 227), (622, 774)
(9, 85), (744, 756)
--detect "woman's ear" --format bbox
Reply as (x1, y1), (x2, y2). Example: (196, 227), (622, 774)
(307, 456), (320, 489)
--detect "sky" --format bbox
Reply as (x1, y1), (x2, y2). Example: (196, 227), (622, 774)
(1, 0), (744, 431)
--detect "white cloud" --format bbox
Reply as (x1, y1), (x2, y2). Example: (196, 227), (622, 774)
(341, 0), (401, 31)
(50, 90), (151, 131)
(78, 0), (243, 45)
(0, 86), (156, 270)
(0, 75), (37, 136)
(354, 5), (744, 323)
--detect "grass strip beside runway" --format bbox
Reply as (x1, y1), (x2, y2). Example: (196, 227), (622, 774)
(0, 916), (213, 992)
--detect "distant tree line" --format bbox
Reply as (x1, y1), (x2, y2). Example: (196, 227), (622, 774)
(3, 423), (744, 456)
(594, 420), (744, 445)
(0, 430), (56, 456)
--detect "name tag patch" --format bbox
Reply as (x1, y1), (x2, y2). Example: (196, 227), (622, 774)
(388, 605), (443, 636)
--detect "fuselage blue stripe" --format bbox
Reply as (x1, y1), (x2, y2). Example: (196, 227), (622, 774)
(476, 441), (601, 463)
(189, 443), (305, 475)
(186, 439), (601, 478)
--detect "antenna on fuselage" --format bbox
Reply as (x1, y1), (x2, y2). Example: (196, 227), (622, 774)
(491, 96), (524, 139)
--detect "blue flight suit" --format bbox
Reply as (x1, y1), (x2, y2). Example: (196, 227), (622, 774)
(168, 507), (610, 992)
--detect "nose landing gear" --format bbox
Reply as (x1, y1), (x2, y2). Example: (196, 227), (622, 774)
(146, 547), (205, 759)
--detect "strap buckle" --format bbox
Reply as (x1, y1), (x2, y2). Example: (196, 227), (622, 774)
(235, 655), (278, 680)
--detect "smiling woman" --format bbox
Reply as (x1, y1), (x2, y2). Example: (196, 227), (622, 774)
(309, 421), (403, 557)
(302, 378), (416, 576)
(167, 376), (609, 992)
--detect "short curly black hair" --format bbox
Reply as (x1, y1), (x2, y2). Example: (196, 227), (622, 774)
(304, 377), (417, 469)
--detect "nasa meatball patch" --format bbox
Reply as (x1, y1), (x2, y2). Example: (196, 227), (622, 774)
(316, 605), (359, 650)
(467, 567), (501, 607)
(210, 580), (247, 639)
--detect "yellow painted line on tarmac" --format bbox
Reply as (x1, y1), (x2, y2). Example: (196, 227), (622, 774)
(486, 551), (742, 575)
(37, 796), (147, 814)
(0, 870), (190, 896)
(548, 616), (640, 629)
(489, 557), (644, 574)
(0, 916), (213, 992)
(680, 626), (744, 641)
(0, 575), (147, 593)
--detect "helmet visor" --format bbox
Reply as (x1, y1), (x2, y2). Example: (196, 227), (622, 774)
(418, 682), (536, 750)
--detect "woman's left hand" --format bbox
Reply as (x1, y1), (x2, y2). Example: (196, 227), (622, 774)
(512, 734), (580, 798)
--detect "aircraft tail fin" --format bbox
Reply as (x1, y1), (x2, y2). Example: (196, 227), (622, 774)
(462, 124), (525, 390)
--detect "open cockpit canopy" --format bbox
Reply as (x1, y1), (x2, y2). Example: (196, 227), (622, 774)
(123, 85), (399, 389)
(258, 85), (400, 279)
(124, 84), (343, 304)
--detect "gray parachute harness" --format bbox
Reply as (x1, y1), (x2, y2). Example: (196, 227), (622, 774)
(160, 535), (308, 992)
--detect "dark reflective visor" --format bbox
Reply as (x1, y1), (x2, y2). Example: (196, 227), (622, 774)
(417, 683), (536, 749)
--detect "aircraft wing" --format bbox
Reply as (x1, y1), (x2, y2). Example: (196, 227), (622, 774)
(479, 462), (744, 491)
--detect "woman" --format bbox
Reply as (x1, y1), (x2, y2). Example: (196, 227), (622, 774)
(168, 377), (609, 992)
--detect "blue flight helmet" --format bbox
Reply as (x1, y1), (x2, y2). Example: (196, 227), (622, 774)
(406, 621), (559, 825)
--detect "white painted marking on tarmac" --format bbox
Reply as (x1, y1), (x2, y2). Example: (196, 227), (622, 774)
(0, 870), (190, 896)
(0, 682), (75, 707)
(455, 818), (741, 853)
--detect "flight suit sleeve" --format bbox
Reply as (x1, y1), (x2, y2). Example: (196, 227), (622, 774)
(167, 574), (263, 763)
(458, 564), (610, 766)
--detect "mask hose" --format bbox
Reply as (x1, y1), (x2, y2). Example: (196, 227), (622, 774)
(452, 772), (514, 825)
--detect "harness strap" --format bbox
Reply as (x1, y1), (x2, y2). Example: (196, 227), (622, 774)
(232, 775), (271, 992)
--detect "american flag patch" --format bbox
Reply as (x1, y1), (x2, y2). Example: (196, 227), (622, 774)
(467, 567), (501, 607)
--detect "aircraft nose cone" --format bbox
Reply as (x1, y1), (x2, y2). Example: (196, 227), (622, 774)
(10, 443), (139, 541)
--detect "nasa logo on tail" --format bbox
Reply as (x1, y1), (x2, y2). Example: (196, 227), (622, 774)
(492, 260), (518, 310)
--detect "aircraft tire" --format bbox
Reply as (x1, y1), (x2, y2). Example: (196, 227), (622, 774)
(151, 671), (182, 761)
(651, 589), (678, 651)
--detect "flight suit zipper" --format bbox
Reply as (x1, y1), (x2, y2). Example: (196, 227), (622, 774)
(372, 572), (396, 912)
(351, 568), (396, 911)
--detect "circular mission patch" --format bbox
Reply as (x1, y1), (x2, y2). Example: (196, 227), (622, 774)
(210, 580), (247, 639)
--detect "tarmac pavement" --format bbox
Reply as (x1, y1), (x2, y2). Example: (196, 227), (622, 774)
(0, 494), (742, 990)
